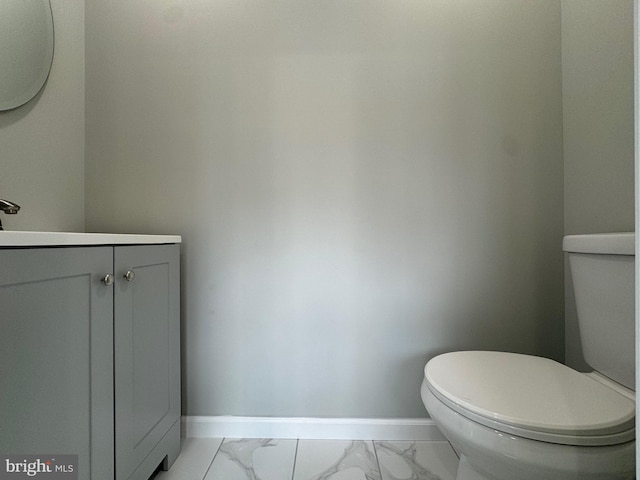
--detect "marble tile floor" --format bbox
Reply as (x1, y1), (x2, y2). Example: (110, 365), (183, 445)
(152, 437), (459, 480)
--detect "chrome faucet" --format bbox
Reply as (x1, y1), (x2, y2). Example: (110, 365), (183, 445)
(0, 199), (20, 230)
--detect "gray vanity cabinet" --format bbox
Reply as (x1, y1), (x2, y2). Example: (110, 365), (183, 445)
(0, 243), (181, 480)
(114, 245), (181, 480)
(0, 247), (115, 480)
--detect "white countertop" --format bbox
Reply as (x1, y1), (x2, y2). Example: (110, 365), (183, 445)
(0, 231), (182, 247)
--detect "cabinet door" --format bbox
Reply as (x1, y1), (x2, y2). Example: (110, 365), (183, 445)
(0, 247), (114, 480)
(114, 244), (180, 480)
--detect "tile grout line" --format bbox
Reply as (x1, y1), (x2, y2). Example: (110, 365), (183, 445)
(290, 439), (300, 480)
(200, 437), (225, 480)
(371, 440), (384, 480)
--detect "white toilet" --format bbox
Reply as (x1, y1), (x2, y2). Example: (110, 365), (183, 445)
(421, 233), (636, 480)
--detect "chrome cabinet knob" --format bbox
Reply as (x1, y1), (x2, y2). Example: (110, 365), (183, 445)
(102, 274), (115, 286)
(124, 270), (135, 282)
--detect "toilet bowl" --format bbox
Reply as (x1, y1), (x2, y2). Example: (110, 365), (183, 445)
(421, 233), (636, 480)
(421, 351), (635, 480)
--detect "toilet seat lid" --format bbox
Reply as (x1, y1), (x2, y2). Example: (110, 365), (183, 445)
(425, 351), (635, 437)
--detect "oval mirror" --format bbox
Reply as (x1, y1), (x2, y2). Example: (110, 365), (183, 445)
(0, 0), (54, 111)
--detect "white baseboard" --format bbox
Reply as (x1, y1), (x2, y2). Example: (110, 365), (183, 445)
(182, 416), (445, 441)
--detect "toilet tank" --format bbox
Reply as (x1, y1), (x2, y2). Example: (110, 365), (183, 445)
(563, 233), (635, 390)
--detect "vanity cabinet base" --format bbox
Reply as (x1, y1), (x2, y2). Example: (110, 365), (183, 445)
(126, 418), (181, 480)
(0, 242), (181, 480)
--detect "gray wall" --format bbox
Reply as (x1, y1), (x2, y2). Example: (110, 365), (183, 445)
(0, 1), (84, 232)
(561, 0), (635, 370)
(3, 0), (631, 421)
(85, 0), (565, 418)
